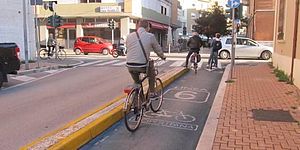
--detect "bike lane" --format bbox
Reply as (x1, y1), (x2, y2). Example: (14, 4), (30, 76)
(80, 66), (224, 150)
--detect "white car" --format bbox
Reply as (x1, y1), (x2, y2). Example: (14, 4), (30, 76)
(218, 37), (273, 60)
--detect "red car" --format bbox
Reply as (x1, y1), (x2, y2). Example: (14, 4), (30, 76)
(74, 36), (113, 55)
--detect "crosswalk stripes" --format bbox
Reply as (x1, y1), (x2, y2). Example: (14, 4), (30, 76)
(79, 60), (105, 67)
(95, 60), (121, 66)
(112, 61), (127, 66)
(11, 75), (36, 82)
(80, 59), (221, 68)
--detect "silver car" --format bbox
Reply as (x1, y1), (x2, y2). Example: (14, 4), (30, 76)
(218, 37), (273, 60)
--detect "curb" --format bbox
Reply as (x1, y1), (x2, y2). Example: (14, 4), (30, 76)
(21, 67), (189, 150)
(18, 61), (84, 75)
(196, 64), (231, 150)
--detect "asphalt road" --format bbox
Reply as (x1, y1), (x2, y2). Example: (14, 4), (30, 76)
(0, 63), (134, 149)
(80, 63), (224, 150)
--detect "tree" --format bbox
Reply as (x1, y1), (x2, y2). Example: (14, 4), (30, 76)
(194, 2), (228, 38)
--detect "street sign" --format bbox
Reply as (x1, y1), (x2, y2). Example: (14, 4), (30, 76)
(227, 0), (240, 8)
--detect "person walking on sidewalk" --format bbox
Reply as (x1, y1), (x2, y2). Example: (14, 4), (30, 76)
(207, 33), (222, 71)
(184, 31), (203, 67)
(126, 20), (166, 100)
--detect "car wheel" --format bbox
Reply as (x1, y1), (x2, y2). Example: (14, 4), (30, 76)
(219, 50), (230, 59)
(75, 48), (81, 55)
(261, 51), (271, 60)
(84, 52), (88, 55)
(102, 48), (109, 55)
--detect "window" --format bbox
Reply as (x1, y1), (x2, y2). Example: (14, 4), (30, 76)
(81, 37), (90, 43)
(226, 38), (232, 44)
(248, 40), (258, 46)
(161, 6), (167, 15)
(191, 13), (196, 19)
(277, 0), (286, 40)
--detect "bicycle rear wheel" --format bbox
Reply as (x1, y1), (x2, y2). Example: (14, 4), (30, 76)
(194, 63), (198, 74)
(39, 49), (49, 60)
(124, 88), (144, 132)
(57, 50), (67, 60)
(150, 78), (164, 112)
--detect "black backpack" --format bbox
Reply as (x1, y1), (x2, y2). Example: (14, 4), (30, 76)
(213, 40), (222, 51)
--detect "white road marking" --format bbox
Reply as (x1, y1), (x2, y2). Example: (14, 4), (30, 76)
(112, 61), (126, 66)
(156, 60), (168, 66)
(79, 60), (105, 67)
(95, 60), (120, 66)
(11, 75), (36, 82)
(44, 70), (59, 74)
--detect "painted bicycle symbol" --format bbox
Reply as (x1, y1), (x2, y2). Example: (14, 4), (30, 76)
(144, 109), (196, 123)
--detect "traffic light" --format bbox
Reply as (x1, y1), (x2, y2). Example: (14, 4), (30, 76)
(54, 14), (62, 28)
(108, 19), (116, 29)
(47, 14), (62, 28)
(47, 15), (54, 27)
(183, 27), (187, 35)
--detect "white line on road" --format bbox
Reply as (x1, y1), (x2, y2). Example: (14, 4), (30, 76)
(112, 61), (126, 66)
(11, 75), (36, 82)
(44, 70), (59, 74)
(95, 60), (120, 66)
(78, 60), (105, 67)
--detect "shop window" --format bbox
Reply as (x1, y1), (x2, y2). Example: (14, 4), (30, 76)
(80, 0), (87, 3)
(84, 18), (95, 23)
(277, 0), (286, 40)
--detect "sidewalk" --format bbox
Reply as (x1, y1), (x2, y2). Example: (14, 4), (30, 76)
(212, 64), (300, 149)
(18, 59), (83, 75)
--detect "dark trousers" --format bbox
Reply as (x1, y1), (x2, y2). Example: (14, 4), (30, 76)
(127, 61), (155, 93)
(208, 51), (218, 69)
(185, 48), (200, 66)
(47, 45), (54, 56)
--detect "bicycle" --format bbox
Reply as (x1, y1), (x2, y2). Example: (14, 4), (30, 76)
(39, 44), (66, 60)
(190, 52), (201, 74)
(123, 58), (164, 132)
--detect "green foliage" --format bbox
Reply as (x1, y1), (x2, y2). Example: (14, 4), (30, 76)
(194, 2), (228, 37)
(273, 67), (293, 84)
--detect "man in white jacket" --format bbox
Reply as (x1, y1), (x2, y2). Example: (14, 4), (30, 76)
(126, 20), (166, 99)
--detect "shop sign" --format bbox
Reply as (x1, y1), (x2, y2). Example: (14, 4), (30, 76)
(99, 6), (121, 13)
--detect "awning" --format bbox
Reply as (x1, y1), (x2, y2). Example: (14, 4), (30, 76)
(47, 23), (75, 29)
(148, 21), (168, 30)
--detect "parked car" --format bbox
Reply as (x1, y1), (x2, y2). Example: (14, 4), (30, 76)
(73, 36), (113, 55)
(0, 43), (20, 88)
(218, 37), (273, 60)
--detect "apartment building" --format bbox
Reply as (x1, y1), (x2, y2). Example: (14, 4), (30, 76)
(0, 1), (36, 60)
(247, 0), (275, 42)
(37, 0), (182, 49)
(273, 0), (300, 89)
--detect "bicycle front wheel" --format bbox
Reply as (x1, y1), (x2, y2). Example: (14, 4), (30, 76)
(150, 78), (164, 112)
(39, 49), (49, 60)
(57, 50), (67, 60)
(124, 88), (144, 132)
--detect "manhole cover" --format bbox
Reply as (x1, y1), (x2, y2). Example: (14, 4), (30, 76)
(252, 109), (297, 122)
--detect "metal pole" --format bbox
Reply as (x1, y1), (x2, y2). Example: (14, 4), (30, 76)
(230, 8), (236, 79)
(111, 19), (114, 44)
(22, 0), (29, 70)
(34, 0), (40, 68)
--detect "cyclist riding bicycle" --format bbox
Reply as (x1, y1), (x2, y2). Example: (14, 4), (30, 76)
(184, 31), (203, 68)
(126, 20), (166, 101)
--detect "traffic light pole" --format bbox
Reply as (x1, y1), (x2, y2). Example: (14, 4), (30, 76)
(230, 8), (236, 79)
(112, 29), (114, 44)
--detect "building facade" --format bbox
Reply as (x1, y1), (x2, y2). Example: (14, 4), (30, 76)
(273, 0), (300, 89)
(247, 0), (275, 42)
(0, 0), (36, 60)
(37, 0), (181, 50)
